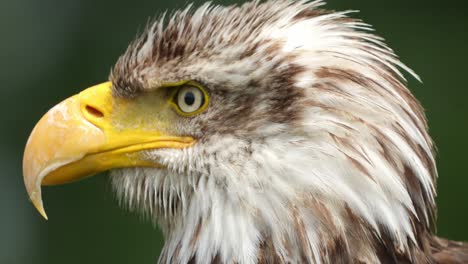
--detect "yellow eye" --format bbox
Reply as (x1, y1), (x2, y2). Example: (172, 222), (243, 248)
(172, 83), (209, 116)
(177, 86), (204, 113)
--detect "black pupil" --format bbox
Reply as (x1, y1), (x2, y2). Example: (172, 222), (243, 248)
(184, 91), (195, 106)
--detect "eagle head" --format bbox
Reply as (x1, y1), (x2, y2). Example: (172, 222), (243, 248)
(23, 1), (447, 263)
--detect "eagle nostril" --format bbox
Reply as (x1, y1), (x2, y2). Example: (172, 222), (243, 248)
(85, 105), (104, 118)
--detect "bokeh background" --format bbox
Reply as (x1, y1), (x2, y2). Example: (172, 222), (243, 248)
(1, 0), (467, 263)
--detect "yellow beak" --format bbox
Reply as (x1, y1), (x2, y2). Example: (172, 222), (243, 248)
(23, 82), (194, 219)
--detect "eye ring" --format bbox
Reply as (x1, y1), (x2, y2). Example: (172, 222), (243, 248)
(172, 83), (209, 116)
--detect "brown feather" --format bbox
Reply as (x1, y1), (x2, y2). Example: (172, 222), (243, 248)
(432, 237), (468, 264)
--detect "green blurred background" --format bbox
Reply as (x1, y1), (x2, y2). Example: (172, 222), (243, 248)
(1, 0), (466, 263)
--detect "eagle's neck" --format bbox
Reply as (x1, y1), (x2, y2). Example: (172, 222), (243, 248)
(156, 193), (382, 264)
(155, 171), (431, 264)
(112, 132), (436, 264)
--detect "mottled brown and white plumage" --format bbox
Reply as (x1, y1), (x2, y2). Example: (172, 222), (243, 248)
(104, 1), (468, 263)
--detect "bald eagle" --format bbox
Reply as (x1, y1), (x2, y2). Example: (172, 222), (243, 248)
(23, 1), (468, 263)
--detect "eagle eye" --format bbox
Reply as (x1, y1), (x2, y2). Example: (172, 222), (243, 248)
(172, 83), (209, 116)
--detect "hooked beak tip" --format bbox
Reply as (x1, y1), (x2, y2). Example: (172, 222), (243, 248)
(29, 192), (48, 220)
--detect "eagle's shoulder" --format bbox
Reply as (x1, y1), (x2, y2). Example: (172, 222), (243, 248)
(431, 237), (468, 264)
